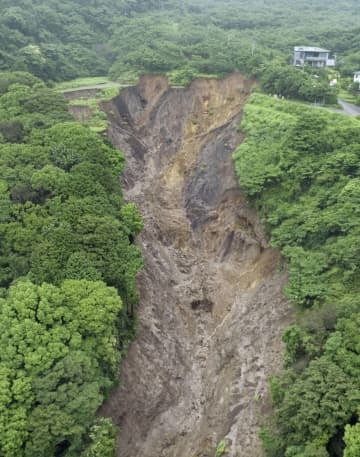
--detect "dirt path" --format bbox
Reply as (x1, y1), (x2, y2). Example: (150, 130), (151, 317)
(101, 74), (293, 457)
(61, 82), (125, 93)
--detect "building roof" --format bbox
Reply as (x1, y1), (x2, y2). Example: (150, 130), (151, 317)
(354, 71), (360, 75)
(294, 46), (330, 53)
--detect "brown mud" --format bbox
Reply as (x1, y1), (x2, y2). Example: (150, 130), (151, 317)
(100, 73), (292, 457)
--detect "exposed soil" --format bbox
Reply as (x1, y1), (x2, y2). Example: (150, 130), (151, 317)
(100, 73), (293, 457)
(63, 88), (102, 100)
(68, 105), (93, 123)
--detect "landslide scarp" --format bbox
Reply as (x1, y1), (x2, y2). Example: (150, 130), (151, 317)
(101, 73), (292, 457)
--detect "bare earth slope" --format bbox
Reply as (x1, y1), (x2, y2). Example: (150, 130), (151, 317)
(101, 74), (292, 457)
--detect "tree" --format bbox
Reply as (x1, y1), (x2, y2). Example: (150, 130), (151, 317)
(0, 280), (122, 457)
(344, 422), (360, 457)
(81, 419), (116, 457)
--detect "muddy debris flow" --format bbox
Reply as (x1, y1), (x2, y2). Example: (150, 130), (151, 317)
(100, 74), (293, 457)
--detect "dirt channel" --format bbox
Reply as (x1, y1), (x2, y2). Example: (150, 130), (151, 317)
(100, 73), (293, 457)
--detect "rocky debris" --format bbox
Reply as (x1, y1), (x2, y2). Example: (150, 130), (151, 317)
(100, 73), (293, 457)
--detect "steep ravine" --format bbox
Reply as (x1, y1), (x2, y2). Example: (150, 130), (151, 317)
(100, 74), (293, 457)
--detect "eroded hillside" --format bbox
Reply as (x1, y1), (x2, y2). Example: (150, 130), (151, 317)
(100, 74), (292, 457)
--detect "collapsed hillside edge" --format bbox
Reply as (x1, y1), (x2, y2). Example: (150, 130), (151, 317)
(100, 73), (293, 457)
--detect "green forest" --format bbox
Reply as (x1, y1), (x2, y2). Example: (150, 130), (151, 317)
(234, 95), (360, 457)
(0, 0), (360, 456)
(0, 0), (359, 83)
(0, 73), (143, 456)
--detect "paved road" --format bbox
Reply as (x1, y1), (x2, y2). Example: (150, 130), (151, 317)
(338, 100), (360, 116)
(320, 100), (360, 117)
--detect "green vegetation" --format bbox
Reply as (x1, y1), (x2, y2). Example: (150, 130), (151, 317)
(68, 86), (121, 132)
(54, 77), (111, 92)
(0, 0), (117, 81)
(234, 94), (360, 457)
(82, 419), (116, 457)
(1, 1), (360, 456)
(1, 0), (359, 89)
(339, 87), (360, 107)
(0, 72), (143, 456)
(0, 280), (121, 457)
(106, 0), (359, 84)
(215, 439), (228, 457)
(261, 65), (338, 105)
(344, 422), (360, 457)
(339, 89), (358, 104)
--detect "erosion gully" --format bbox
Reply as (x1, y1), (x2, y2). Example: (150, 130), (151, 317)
(99, 73), (292, 457)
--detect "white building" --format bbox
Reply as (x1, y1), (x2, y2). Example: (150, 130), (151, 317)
(354, 71), (360, 88)
(293, 46), (336, 68)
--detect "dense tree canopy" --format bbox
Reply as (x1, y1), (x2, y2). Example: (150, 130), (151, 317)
(0, 1), (359, 455)
(0, 280), (121, 457)
(0, 0), (358, 82)
(234, 94), (360, 457)
(0, 73), (143, 456)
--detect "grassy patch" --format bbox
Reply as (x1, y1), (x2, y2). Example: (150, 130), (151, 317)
(68, 87), (120, 106)
(167, 69), (222, 87)
(67, 86), (121, 132)
(54, 76), (111, 91)
(339, 89), (358, 103)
